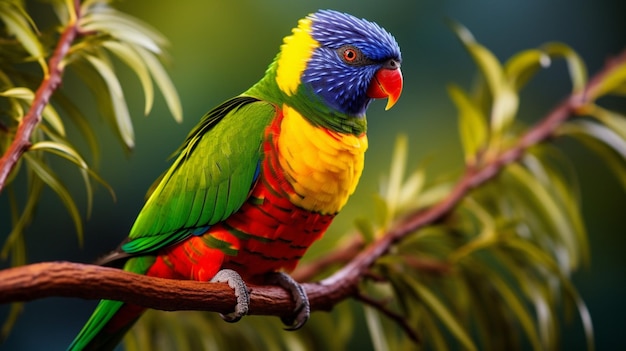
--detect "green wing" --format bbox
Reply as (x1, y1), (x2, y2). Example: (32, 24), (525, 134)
(121, 96), (277, 254)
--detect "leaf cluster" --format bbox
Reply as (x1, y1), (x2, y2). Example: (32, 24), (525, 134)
(0, 0), (181, 338)
(348, 22), (626, 351)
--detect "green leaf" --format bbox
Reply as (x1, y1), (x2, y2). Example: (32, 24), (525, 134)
(52, 91), (101, 166)
(561, 120), (626, 159)
(363, 306), (389, 351)
(135, 46), (183, 123)
(542, 42), (587, 93)
(0, 87), (66, 136)
(505, 163), (581, 270)
(558, 120), (626, 190)
(79, 8), (168, 54)
(103, 41), (155, 116)
(486, 266), (543, 351)
(28, 141), (114, 216)
(504, 49), (551, 91)
(0, 2), (45, 63)
(0, 87), (35, 99)
(585, 104), (626, 142)
(85, 54), (135, 149)
(449, 20), (518, 137)
(397, 168), (425, 210)
(589, 55), (626, 99)
(23, 153), (84, 245)
(1, 170), (44, 259)
(523, 151), (590, 265)
(560, 278), (595, 351)
(503, 238), (595, 350)
(409, 279), (477, 351)
(69, 58), (122, 147)
(383, 134), (408, 218)
(448, 198), (497, 262)
(448, 84), (488, 165)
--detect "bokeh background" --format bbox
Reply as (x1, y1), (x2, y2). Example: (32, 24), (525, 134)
(2, 0), (625, 350)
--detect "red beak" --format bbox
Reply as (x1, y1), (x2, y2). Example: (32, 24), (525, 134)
(367, 66), (403, 110)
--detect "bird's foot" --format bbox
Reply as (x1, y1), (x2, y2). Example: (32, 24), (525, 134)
(210, 269), (250, 323)
(266, 272), (310, 330)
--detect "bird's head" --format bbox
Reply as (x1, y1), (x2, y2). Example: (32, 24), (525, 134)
(269, 10), (402, 133)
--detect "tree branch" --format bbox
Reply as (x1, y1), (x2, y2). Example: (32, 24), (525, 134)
(0, 261), (343, 319)
(0, 48), (623, 325)
(0, 2), (81, 192)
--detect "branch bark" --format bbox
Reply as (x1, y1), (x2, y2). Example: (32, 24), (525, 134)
(0, 46), (623, 324)
(0, 2), (81, 191)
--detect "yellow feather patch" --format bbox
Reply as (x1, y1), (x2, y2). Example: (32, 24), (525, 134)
(275, 17), (319, 96)
(277, 105), (367, 214)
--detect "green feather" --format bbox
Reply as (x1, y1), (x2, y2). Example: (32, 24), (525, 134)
(122, 96), (276, 255)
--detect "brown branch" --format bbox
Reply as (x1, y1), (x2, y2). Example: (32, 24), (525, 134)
(0, 2), (81, 192)
(0, 261), (342, 318)
(0, 41), (623, 333)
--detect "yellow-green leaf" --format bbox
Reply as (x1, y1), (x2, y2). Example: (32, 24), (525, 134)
(23, 153), (84, 245)
(563, 120), (626, 159)
(41, 103), (66, 137)
(449, 20), (518, 136)
(448, 198), (496, 262)
(384, 134), (408, 217)
(558, 120), (626, 190)
(487, 268), (543, 351)
(0, 3), (45, 62)
(29, 141), (96, 215)
(363, 306), (390, 351)
(103, 41), (155, 116)
(85, 54), (135, 149)
(542, 42), (587, 93)
(0, 87), (35, 99)
(1, 175), (44, 259)
(410, 279), (477, 351)
(589, 56), (626, 99)
(506, 163), (581, 270)
(52, 91), (101, 166)
(586, 104), (626, 142)
(0, 87), (66, 136)
(79, 9), (166, 54)
(504, 49), (551, 91)
(448, 84), (488, 165)
(135, 46), (183, 123)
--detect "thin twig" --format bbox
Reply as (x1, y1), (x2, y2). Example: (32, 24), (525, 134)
(355, 291), (421, 343)
(0, 3), (81, 192)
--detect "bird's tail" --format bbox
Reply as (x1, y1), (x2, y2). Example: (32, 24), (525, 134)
(67, 300), (145, 351)
(68, 255), (155, 351)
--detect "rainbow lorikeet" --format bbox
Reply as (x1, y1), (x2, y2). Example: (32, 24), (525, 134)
(69, 9), (402, 350)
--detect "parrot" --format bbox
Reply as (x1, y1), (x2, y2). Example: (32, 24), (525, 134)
(68, 9), (402, 350)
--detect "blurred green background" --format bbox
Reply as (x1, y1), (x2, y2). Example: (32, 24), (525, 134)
(1, 0), (625, 350)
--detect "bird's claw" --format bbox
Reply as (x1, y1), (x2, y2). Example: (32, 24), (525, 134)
(210, 269), (250, 323)
(267, 272), (310, 330)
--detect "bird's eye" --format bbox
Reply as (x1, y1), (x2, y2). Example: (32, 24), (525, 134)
(343, 48), (357, 62)
(337, 45), (370, 66)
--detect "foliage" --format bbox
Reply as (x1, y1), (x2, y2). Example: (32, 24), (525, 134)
(0, 0), (180, 339)
(350, 23), (625, 351)
(1, 1), (626, 351)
